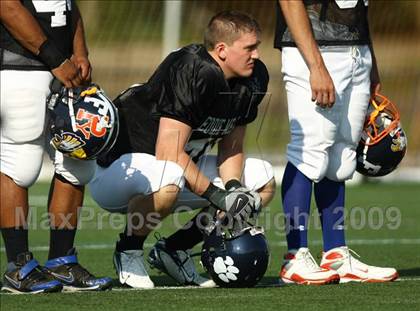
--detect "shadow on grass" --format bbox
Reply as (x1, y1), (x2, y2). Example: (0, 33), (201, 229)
(110, 275), (283, 289)
(398, 268), (420, 277)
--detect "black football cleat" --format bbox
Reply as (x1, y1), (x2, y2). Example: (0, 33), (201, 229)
(1, 252), (63, 294)
(44, 247), (112, 291)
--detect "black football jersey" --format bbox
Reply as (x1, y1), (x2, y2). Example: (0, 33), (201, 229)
(98, 44), (269, 167)
(1, 0), (75, 71)
(274, 0), (371, 49)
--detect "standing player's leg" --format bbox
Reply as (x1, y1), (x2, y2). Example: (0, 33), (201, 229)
(44, 152), (112, 291)
(0, 70), (62, 294)
(278, 47), (340, 285)
(312, 46), (358, 256)
(1, 173), (30, 263)
(281, 162), (312, 251)
(314, 178), (346, 252)
(319, 46), (398, 282)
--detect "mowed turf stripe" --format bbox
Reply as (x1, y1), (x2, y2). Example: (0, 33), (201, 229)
(2, 238), (420, 252)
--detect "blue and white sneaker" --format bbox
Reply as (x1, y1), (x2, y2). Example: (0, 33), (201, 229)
(45, 248), (112, 291)
(148, 238), (216, 287)
(1, 252), (63, 294)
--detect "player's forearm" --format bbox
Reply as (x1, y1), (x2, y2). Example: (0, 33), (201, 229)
(279, 0), (324, 71)
(369, 44), (379, 77)
(217, 126), (246, 184)
(181, 152), (212, 196)
(72, 5), (88, 57)
(0, 0), (47, 55)
(218, 151), (244, 185)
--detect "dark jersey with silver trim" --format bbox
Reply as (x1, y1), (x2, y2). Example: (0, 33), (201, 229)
(274, 0), (371, 49)
(97, 44), (269, 167)
(1, 0), (74, 71)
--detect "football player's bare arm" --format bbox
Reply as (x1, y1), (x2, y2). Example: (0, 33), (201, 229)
(0, 0), (81, 87)
(279, 0), (335, 107)
(369, 45), (381, 96)
(218, 125), (275, 206)
(155, 117), (211, 196)
(71, 4), (91, 83)
(217, 125), (246, 184)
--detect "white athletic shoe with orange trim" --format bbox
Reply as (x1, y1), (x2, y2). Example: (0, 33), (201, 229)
(320, 246), (398, 283)
(279, 248), (340, 285)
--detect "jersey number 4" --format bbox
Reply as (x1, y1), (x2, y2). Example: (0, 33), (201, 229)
(32, 0), (71, 27)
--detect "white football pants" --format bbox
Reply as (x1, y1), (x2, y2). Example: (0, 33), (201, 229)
(281, 45), (372, 182)
(0, 70), (95, 187)
(89, 154), (274, 213)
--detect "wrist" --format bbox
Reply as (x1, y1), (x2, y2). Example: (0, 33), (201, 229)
(202, 183), (227, 209)
(38, 40), (67, 70)
(307, 53), (325, 72)
(201, 183), (219, 201)
(72, 52), (89, 60)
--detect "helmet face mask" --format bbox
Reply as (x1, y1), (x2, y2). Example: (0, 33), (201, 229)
(201, 227), (270, 288)
(356, 94), (407, 177)
(362, 94), (401, 146)
(47, 83), (119, 160)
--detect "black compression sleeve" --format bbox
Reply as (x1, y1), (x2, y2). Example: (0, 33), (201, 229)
(38, 40), (67, 69)
(201, 183), (227, 210)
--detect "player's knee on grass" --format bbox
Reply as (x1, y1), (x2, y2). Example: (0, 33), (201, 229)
(325, 142), (357, 181)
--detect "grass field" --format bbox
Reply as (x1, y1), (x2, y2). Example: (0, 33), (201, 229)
(1, 182), (420, 310)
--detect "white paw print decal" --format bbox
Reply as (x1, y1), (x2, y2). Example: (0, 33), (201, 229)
(213, 256), (240, 283)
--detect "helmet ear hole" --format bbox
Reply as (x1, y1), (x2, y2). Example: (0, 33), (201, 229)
(356, 93), (407, 177)
(47, 83), (119, 160)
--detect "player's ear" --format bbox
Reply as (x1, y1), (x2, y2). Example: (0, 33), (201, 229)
(214, 42), (227, 60)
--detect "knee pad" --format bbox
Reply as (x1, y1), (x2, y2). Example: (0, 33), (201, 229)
(54, 151), (96, 186)
(243, 158), (275, 190)
(325, 142), (357, 182)
(0, 137), (44, 187)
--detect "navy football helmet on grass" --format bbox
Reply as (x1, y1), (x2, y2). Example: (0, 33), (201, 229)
(356, 93), (407, 177)
(47, 82), (119, 160)
(201, 227), (270, 288)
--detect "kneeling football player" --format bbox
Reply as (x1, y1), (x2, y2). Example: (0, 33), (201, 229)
(89, 11), (276, 288)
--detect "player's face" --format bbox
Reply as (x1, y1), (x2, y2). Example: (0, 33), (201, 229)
(225, 31), (260, 78)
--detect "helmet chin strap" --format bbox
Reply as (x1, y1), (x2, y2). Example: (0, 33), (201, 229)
(67, 88), (78, 132)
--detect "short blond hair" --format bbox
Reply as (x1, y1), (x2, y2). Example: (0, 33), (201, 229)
(204, 10), (261, 50)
